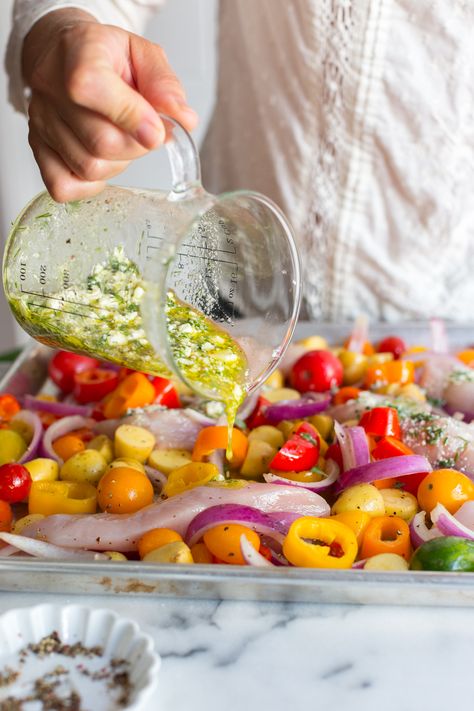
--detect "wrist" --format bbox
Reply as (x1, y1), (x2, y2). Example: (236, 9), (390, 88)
(22, 8), (97, 85)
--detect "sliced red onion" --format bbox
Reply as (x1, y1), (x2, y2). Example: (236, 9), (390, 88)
(144, 465), (167, 489)
(334, 422), (370, 472)
(263, 460), (339, 493)
(264, 393), (331, 424)
(40, 415), (95, 464)
(409, 511), (442, 549)
(430, 503), (474, 540)
(23, 394), (92, 418)
(11, 410), (43, 464)
(0, 532), (108, 560)
(430, 317), (448, 354)
(185, 504), (289, 548)
(207, 448), (225, 477)
(240, 534), (274, 567)
(346, 315), (369, 354)
(352, 558), (368, 569)
(337, 454), (431, 491)
(453, 501), (474, 530)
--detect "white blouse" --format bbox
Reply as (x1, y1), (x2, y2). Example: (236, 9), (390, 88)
(6, 0), (474, 322)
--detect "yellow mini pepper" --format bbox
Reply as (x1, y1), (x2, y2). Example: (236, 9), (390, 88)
(283, 517), (358, 569)
(162, 462), (219, 498)
(28, 480), (97, 515)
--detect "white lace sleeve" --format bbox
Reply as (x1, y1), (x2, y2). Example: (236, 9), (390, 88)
(5, 0), (164, 114)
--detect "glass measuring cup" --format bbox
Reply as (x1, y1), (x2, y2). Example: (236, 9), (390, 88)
(3, 116), (301, 404)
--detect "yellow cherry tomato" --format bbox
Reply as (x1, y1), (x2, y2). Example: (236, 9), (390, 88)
(417, 469), (474, 514)
(97, 466), (154, 514)
(203, 524), (260, 565)
(191, 542), (213, 564)
(138, 528), (183, 559)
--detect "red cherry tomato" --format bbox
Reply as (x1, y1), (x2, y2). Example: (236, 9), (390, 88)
(290, 350), (343, 393)
(73, 368), (119, 404)
(270, 429), (319, 472)
(377, 336), (407, 360)
(0, 463), (32, 503)
(245, 396), (271, 429)
(49, 351), (99, 393)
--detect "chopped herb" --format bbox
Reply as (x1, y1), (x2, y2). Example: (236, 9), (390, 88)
(300, 432), (318, 446)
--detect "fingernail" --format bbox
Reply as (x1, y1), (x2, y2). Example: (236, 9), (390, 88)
(136, 119), (164, 148)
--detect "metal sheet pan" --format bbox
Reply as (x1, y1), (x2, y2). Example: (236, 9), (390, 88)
(1, 322), (474, 606)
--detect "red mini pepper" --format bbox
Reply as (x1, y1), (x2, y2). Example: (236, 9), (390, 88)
(73, 368), (119, 404)
(371, 436), (413, 460)
(359, 407), (401, 439)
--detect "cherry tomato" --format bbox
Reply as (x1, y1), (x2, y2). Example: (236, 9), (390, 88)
(0, 500), (13, 532)
(203, 524), (260, 565)
(377, 336), (407, 360)
(245, 396), (271, 429)
(49, 351), (99, 394)
(53, 434), (86, 461)
(270, 435), (319, 472)
(73, 368), (119, 404)
(97, 466), (154, 514)
(0, 463), (32, 503)
(290, 350), (343, 393)
(138, 528), (183, 559)
(417, 469), (474, 515)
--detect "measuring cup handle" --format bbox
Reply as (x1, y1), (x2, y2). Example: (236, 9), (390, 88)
(160, 114), (202, 196)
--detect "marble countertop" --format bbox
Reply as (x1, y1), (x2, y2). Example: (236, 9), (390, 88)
(0, 591), (473, 710)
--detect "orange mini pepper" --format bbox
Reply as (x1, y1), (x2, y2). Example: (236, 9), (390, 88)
(192, 426), (248, 467)
(365, 360), (415, 389)
(102, 372), (156, 419)
(360, 515), (411, 561)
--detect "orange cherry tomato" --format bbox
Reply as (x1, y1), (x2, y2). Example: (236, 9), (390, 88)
(53, 434), (86, 461)
(203, 524), (260, 565)
(457, 349), (474, 368)
(97, 466), (154, 514)
(0, 500), (13, 532)
(138, 528), (183, 559)
(417, 469), (474, 515)
(190, 542), (213, 564)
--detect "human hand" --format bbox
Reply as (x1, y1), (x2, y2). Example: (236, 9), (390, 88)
(22, 9), (198, 202)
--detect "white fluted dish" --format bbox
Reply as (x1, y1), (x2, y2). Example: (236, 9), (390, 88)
(0, 604), (161, 710)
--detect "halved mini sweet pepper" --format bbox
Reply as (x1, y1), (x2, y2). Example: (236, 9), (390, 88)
(28, 480), (97, 515)
(192, 426), (248, 467)
(282, 517), (358, 569)
(162, 462), (219, 498)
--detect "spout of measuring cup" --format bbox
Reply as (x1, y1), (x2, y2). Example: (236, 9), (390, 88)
(160, 114), (203, 197)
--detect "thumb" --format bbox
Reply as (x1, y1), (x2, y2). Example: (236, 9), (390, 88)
(129, 35), (198, 133)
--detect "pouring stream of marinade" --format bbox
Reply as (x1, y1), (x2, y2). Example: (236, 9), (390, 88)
(8, 247), (248, 458)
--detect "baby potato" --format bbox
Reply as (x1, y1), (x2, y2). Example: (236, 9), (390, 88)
(87, 435), (114, 464)
(0, 430), (26, 465)
(60, 449), (108, 485)
(308, 414), (334, 442)
(248, 426), (284, 449)
(264, 388), (300, 404)
(114, 425), (155, 463)
(332, 484), (385, 518)
(363, 553), (409, 571)
(240, 440), (277, 479)
(148, 449), (192, 475)
(103, 551), (128, 561)
(12, 513), (45, 535)
(143, 541), (194, 564)
(277, 420), (304, 441)
(380, 488), (419, 522)
(107, 458), (145, 473)
(24, 458), (59, 482)
(264, 369), (284, 389)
